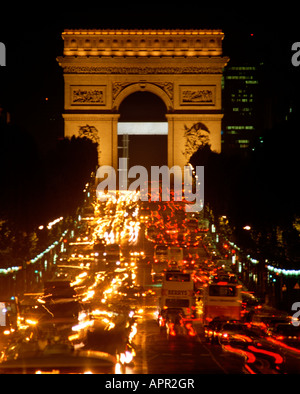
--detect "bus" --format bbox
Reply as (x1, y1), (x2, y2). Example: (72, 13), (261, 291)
(185, 219), (198, 232)
(167, 246), (183, 266)
(198, 219), (210, 232)
(154, 245), (168, 263)
(159, 270), (195, 319)
(152, 245), (168, 282)
(197, 279), (242, 323)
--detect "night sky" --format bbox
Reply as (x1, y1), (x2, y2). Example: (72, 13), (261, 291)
(0, 4), (299, 153)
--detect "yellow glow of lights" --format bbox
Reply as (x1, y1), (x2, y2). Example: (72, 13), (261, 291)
(115, 362), (122, 374)
(72, 319), (94, 332)
(25, 319), (38, 326)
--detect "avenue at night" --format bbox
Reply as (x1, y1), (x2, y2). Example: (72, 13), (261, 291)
(0, 5), (299, 379)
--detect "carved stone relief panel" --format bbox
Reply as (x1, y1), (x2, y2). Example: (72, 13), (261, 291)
(182, 122), (210, 162)
(70, 86), (106, 105)
(179, 85), (216, 106)
(78, 124), (100, 144)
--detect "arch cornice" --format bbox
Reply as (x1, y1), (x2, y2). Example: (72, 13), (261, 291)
(112, 82), (173, 112)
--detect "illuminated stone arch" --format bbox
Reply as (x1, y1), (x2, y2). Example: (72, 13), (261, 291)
(113, 82), (173, 112)
(58, 29), (228, 170)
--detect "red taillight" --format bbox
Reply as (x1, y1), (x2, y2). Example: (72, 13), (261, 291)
(186, 322), (197, 337)
(169, 323), (176, 336)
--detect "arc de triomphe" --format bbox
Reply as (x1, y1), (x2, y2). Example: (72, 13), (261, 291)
(57, 29), (228, 170)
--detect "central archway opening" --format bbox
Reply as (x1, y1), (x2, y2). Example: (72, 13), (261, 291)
(118, 91), (168, 175)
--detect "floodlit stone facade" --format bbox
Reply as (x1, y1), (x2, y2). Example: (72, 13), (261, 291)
(57, 29), (229, 169)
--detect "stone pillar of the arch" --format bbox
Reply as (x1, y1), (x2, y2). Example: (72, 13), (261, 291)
(166, 113), (223, 169)
(63, 113), (120, 170)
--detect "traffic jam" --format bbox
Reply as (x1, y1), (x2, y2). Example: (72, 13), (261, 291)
(0, 186), (300, 374)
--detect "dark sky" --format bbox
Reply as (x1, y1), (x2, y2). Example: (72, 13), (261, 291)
(0, 4), (299, 151)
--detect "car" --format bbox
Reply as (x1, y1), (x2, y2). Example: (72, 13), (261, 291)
(0, 343), (119, 374)
(267, 323), (300, 347)
(250, 311), (291, 334)
(159, 308), (193, 338)
(204, 318), (227, 343)
(158, 308), (185, 329)
(117, 285), (146, 298)
(217, 322), (249, 345)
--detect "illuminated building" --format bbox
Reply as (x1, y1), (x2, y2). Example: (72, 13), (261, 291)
(222, 63), (262, 154)
(57, 29), (229, 170)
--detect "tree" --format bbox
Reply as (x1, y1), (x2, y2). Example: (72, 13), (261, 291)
(41, 136), (98, 220)
(0, 122), (42, 230)
(190, 117), (300, 263)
